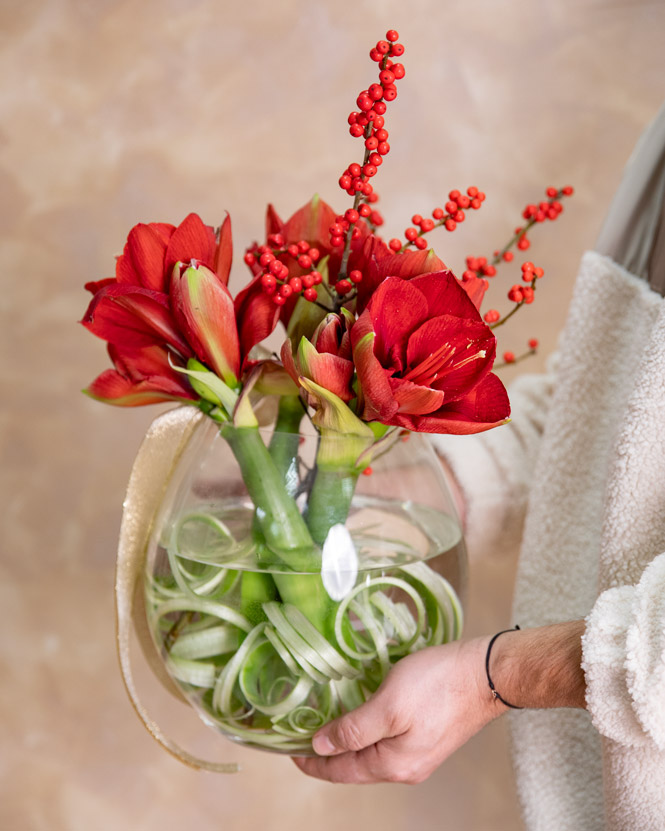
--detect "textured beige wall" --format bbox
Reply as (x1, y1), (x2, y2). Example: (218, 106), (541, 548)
(2, 1), (664, 829)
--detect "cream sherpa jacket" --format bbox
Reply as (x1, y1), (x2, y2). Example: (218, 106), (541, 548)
(433, 251), (665, 831)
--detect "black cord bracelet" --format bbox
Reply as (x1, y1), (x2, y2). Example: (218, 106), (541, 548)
(485, 625), (524, 710)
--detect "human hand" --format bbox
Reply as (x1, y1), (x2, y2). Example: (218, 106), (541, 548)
(292, 636), (502, 784)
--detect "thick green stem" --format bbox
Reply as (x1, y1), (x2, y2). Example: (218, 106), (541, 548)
(267, 395), (303, 496)
(306, 467), (360, 546)
(221, 423), (333, 632)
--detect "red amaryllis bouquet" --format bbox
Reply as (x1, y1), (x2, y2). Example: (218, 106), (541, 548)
(82, 30), (571, 763)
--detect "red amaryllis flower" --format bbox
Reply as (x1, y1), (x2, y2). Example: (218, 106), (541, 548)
(84, 343), (197, 406)
(281, 311), (355, 403)
(351, 273), (510, 434)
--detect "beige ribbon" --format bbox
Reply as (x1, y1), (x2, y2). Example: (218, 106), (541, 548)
(115, 405), (239, 773)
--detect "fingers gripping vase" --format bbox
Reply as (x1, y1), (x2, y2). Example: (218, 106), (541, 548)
(117, 405), (467, 770)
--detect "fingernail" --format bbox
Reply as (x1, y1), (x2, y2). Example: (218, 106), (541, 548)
(312, 734), (335, 755)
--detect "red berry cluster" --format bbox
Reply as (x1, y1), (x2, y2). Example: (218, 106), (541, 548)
(245, 234), (324, 306)
(514, 185), (573, 251)
(388, 186), (486, 252)
(334, 30), (405, 251)
(502, 338), (539, 366)
(483, 261), (544, 324)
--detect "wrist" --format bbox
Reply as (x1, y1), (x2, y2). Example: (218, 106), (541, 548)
(486, 621), (587, 710)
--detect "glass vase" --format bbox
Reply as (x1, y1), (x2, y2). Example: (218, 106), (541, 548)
(142, 409), (467, 755)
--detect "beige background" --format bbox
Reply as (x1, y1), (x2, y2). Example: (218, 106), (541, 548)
(2, 1), (664, 829)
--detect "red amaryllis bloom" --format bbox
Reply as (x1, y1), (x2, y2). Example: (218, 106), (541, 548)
(351, 273), (510, 434)
(84, 343), (197, 406)
(281, 311), (355, 403)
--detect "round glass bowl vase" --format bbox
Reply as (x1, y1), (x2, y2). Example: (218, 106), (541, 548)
(143, 413), (467, 755)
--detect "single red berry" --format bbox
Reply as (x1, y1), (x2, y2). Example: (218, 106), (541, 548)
(382, 85), (397, 101)
(503, 351), (516, 363)
(517, 237), (531, 250)
(470, 198), (481, 210)
(502, 251), (514, 262)
(379, 69), (395, 85)
(546, 186), (558, 198)
(352, 178), (364, 192)
(432, 207), (444, 220)
(349, 269), (363, 284)
(562, 185), (574, 196)
(456, 195), (470, 209)
(356, 113), (369, 127)
(551, 201), (563, 213)
(420, 218), (435, 232)
(303, 287), (318, 302)
(369, 48), (382, 62)
(528, 338), (539, 349)
(484, 309), (500, 323)
(373, 111), (386, 125)
(365, 136), (379, 150)
(311, 270), (322, 285)
(268, 233), (284, 247)
(462, 270), (476, 281)
(309, 248), (320, 262)
(410, 214), (421, 225)
(370, 210), (384, 225)
(279, 283), (293, 298)
(362, 466), (373, 476)
(444, 218), (456, 232)
(413, 237), (427, 249)
(478, 256), (487, 266)
(359, 203), (371, 217)
(466, 257), (479, 270)
(386, 29), (399, 41)
(259, 252), (275, 267)
(301, 272), (314, 288)
(272, 293), (286, 306)
(349, 124), (364, 138)
(534, 266), (544, 278)
(444, 201), (456, 215)
(348, 112), (358, 125)
(261, 272), (276, 290)
(362, 182), (373, 196)
(401, 227), (415, 242)
(376, 40), (390, 54)
(297, 240), (310, 253)
(336, 279), (352, 294)
(268, 259), (283, 276)
(357, 93), (373, 112)
(377, 141), (390, 156)
(535, 210), (546, 222)
(454, 210), (465, 222)
(368, 83), (384, 101)
(508, 285), (523, 302)
(389, 238), (402, 251)
(449, 189), (461, 201)
(363, 163), (377, 177)
(521, 261), (534, 272)
(390, 43), (404, 56)
(330, 235), (344, 247)
(481, 264), (496, 277)
(368, 192), (379, 203)
(547, 208), (558, 220)
(348, 163), (361, 177)
(369, 152), (382, 167)
(466, 186), (479, 198)
(345, 208), (359, 224)
(244, 252), (256, 266)
(374, 129), (388, 143)
(297, 254), (312, 269)
(391, 63), (405, 79)
(289, 277), (303, 293)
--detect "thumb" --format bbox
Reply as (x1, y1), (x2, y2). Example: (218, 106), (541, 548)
(312, 695), (395, 756)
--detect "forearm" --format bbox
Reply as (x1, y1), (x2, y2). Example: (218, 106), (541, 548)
(487, 620), (587, 711)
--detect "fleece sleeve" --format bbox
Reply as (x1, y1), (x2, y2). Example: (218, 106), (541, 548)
(582, 552), (665, 750)
(429, 366), (555, 561)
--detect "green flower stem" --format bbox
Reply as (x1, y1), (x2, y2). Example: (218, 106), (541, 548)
(220, 423), (333, 632)
(268, 395), (304, 492)
(306, 467), (360, 546)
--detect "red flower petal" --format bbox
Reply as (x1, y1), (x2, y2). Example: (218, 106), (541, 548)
(165, 213), (217, 274)
(282, 196), (337, 249)
(366, 277), (428, 371)
(389, 376), (444, 414)
(409, 271), (481, 321)
(351, 320), (399, 423)
(389, 372), (510, 434)
(234, 274), (280, 361)
(265, 204), (284, 237)
(214, 213), (233, 286)
(460, 274), (488, 311)
(81, 284), (192, 356)
(116, 222), (175, 291)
